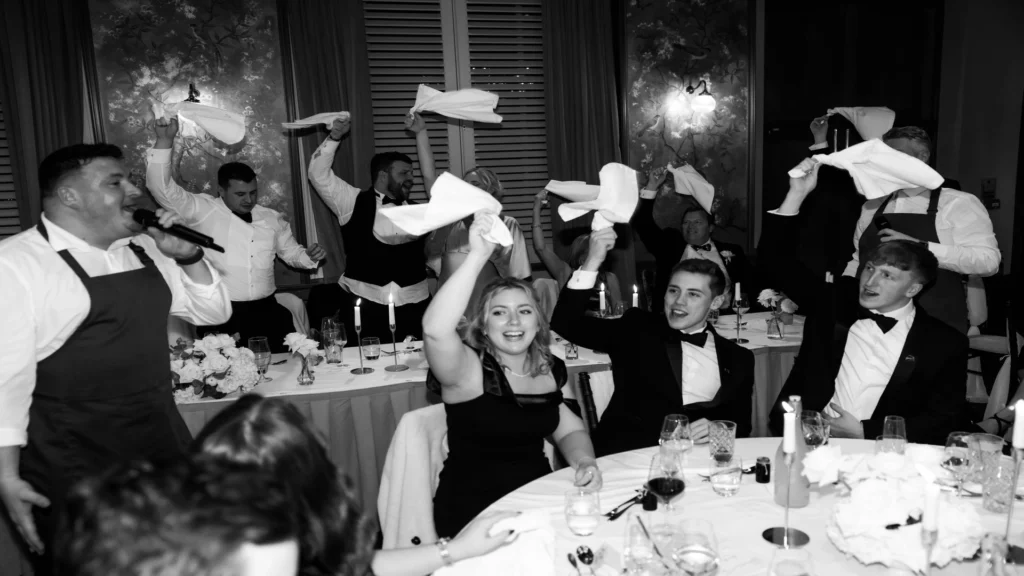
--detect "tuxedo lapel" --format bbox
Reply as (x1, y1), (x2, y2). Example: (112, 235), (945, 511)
(663, 336), (683, 392)
(870, 320), (923, 416)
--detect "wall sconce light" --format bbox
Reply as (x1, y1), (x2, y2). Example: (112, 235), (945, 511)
(686, 80), (716, 114)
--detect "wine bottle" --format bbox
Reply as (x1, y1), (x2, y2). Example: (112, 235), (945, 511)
(774, 395), (810, 508)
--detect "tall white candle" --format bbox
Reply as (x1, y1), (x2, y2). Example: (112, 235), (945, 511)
(599, 283), (606, 313)
(735, 282), (741, 302)
(354, 299), (362, 330)
(923, 484), (940, 531)
(388, 293), (396, 327)
(1013, 400), (1024, 449)
(632, 284), (639, 308)
(782, 412), (796, 454)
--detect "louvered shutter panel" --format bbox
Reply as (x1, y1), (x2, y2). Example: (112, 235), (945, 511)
(364, 0), (450, 200)
(0, 101), (18, 239)
(465, 0), (549, 256)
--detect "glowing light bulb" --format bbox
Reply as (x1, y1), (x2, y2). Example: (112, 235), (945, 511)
(692, 94), (716, 113)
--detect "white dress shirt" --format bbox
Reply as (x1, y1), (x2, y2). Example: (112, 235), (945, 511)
(0, 216), (232, 447)
(146, 149), (317, 301)
(681, 240), (731, 287)
(567, 270), (721, 405)
(829, 301), (916, 420)
(842, 187), (1000, 277)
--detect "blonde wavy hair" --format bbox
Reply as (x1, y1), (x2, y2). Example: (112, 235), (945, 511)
(463, 277), (552, 378)
(463, 166), (504, 202)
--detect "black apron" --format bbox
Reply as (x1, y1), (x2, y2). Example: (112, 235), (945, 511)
(858, 188), (967, 333)
(20, 222), (192, 573)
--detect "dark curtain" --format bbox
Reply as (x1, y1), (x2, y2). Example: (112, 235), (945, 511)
(278, 0), (375, 282)
(542, 0), (635, 294)
(0, 0), (102, 229)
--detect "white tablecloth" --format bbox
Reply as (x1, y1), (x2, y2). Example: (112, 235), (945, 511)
(478, 438), (1022, 575)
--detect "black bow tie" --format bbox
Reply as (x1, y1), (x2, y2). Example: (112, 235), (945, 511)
(233, 211), (253, 223)
(859, 310), (898, 334)
(677, 329), (708, 347)
(381, 195), (401, 206)
(694, 243), (712, 252)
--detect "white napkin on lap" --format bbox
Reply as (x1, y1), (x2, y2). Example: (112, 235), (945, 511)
(787, 140), (945, 199)
(281, 112), (351, 129)
(557, 163), (639, 230)
(667, 163), (715, 213)
(827, 106), (896, 141)
(379, 172), (513, 246)
(433, 512), (556, 576)
(162, 102), (246, 145)
(410, 84), (502, 124)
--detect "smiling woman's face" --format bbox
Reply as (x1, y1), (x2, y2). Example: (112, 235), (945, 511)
(484, 288), (538, 356)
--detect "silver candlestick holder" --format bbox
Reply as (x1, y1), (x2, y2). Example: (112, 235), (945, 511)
(385, 325), (408, 372)
(350, 326), (373, 375)
(763, 452), (810, 548)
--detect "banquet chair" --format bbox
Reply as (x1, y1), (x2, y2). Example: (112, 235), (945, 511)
(979, 300), (1022, 419)
(965, 276), (989, 403)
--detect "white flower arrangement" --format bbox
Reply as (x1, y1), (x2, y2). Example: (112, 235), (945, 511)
(758, 288), (799, 315)
(169, 334), (260, 403)
(803, 445), (985, 573)
(284, 332), (322, 359)
(720, 250), (734, 264)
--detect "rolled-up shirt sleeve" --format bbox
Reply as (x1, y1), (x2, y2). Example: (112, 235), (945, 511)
(273, 213), (318, 269)
(930, 194), (1001, 276)
(0, 262), (37, 447)
(308, 138), (362, 226)
(138, 238), (232, 326)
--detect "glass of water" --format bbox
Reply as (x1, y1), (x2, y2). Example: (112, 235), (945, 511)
(671, 519), (719, 575)
(942, 432), (973, 497)
(708, 420), (737, 463)
(875, 434), (907, 455)
(709, 457), (742, 497)
(564, 489), (600, 536)
(983, 455), (1017, 513)
(769, 547), (814, 576)
(623, 514), (673, 575)
(659, 414), (693, 458)
(362, 337), (381, 361)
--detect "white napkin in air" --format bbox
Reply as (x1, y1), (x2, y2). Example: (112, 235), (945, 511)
(281, 112), (351, 129)
(410, 84), (502, 123)
(162, 102), (246, 145)
(827, 106), (896, 141)
(433, 511), (555, 576)
(556, 163), (639, 230)
(379, 172), (513, 246)
(667, 163), (715, 213)
(787, 139), (944, 199)
(544, 180), (601, 203)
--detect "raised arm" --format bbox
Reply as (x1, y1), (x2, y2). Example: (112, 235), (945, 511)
(308, 118), (362, 226)
(498, 216), (532, 280)
(422, 213), (500, 388)
(841, 204), (874, 277)
(550, 228), (624, 353)
(531, 191), (572, 283)
(405, 113), (436, 196)
(632, 168), (684, 265)
(146, 118), (215, 223)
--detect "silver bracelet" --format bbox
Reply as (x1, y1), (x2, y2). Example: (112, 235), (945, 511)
(435, 537), (454, 566)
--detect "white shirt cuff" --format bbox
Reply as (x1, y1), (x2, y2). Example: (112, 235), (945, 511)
(640, 188), (657, 200)
(808, 141), (829, 151)
(927, 241), (948, 260)
(297, 252), (318, 269)
(0, 429), (27, 448)
(567, 269), (598, 290)
(767, 208), (799, 216)
(147, 148), (173, 164)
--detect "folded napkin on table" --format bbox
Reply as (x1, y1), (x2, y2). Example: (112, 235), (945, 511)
(161, 102), (246, 145)
(826, 106), (896, 141)
(410, 84), (502, 124)
(379, 172), (513, 246)
(787, 139), (945, 200)
(281, 112), (351, 129)
(666, 163), (715, 213)
(556, 163), (639, 230)
(433, 511), (555, 576)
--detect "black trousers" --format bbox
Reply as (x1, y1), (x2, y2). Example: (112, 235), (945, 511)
(198, 294), (294, 353)
(307, 283), (428, 342)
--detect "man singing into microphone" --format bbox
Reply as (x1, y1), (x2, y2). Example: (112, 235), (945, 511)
(0, 143), (232, 575)
(147, 118), (326, 351)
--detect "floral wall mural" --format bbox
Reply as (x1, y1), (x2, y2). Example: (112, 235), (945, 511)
(90, 0), (294, 220)
(626, 0), (753, 249)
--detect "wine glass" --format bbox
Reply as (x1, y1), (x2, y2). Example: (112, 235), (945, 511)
(942, 432), (973, 497)
(321, 318), (341, 364)
(248, 337), (273, 383)
(646, 451), (685, 515)
(768, 547), (814, 576)
(335, 322), (349, 365)
(883, 415), (907, 440)
(673, 519), (719, 576)
(732, 293), (750, 344)
(801, 411), (828, 449)
(660, 414), (693, 458)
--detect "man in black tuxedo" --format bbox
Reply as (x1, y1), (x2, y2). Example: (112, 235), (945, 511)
(552, 228), (755, 456)
(763, 159), (968, 446)
(633, 170), (754, 313)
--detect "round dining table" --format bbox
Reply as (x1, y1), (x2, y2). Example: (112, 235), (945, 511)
(476, 438), (1024, 575)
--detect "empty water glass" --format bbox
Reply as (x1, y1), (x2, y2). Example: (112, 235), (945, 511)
(708, 420), (737, 463)
(883, 415), (907, 440)
(709, 457), (742, 497)
(623, 514), (672, 575)
(362, 337), (381, 361)
(969, 433), (1005, 483)
(565, 489), (600, 536)
(875, 434), (906, 455)
(983, 455), (1017, 513)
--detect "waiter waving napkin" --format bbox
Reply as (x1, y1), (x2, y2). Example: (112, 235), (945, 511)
(0, 144), (231, 574)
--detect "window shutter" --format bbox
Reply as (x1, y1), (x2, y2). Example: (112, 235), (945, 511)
(363, 0), (451, 200)
(465, 0), (549, 256)
(0, 101), (18, 239)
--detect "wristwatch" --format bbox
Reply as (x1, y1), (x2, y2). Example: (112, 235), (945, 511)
(175, 247), (205, 266)
(435, 537), (454, 566)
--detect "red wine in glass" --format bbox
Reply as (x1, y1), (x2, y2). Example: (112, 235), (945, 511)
(646, 477), (685, 507)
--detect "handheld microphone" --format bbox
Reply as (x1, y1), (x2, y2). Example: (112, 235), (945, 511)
(132, 209), (226, 253)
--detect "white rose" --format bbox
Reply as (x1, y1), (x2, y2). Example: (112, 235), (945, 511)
(238, 347), (255, 361)
(170, 358), (186, 372)
(284, 332), (307, 352)
(223, 346), (240, 359)
(201, 334), (223, 350)
(178, 361), (205, 384)
(217, 334), (237, 349)
(780, 298), (798, 314)
(202, 353), (231, 375)
(173, 387), (201, 403)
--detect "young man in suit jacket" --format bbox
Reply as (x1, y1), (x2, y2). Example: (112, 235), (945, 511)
(633, 170), (755, 313)
(763, 159), (968, 446)
(552, 228), (755, 456)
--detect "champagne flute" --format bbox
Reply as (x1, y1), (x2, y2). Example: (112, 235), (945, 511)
(660, 414), (693, 458)
(673, 519), (719, 576)
(942, 432), (972, 498)
(646, 451), (685, 516)
(248, 337), (273, 383)
(733, 293), (750, 344)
